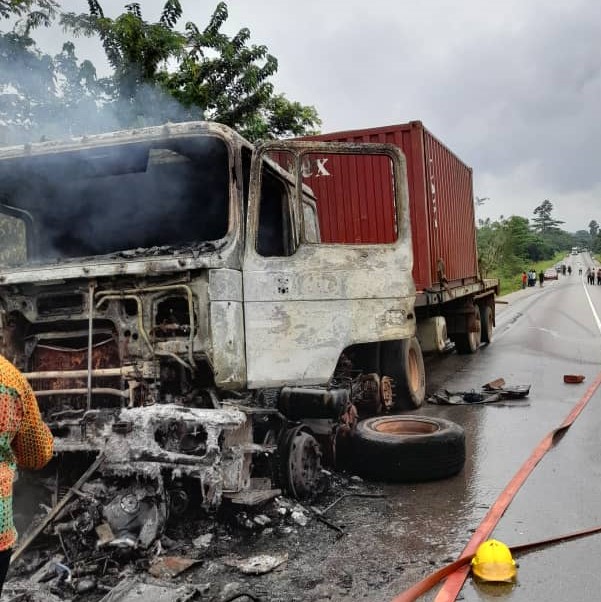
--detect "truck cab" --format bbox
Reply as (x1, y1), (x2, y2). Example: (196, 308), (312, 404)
(0, 122), (418, 545)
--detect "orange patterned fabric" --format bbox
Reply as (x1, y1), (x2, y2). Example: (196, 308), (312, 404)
(0, 355), (53, 550)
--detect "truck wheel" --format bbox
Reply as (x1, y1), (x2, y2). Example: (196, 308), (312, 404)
(480, 304), (493, 345)
(453, 304), (481, 354)
(279, 426), (323, 499)
(380, 337), (426, 409)
(351, 416), (465, 482)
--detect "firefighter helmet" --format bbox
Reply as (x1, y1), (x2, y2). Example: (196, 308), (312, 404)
(471, 539), (517, 582)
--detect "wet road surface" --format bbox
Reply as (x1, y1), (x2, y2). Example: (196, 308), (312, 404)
(408, 252), (601, 602)
(312, 252), (601, 602)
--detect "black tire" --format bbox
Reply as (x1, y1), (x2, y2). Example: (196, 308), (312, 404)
(480, 304), (493, 345)
(380, 337), (426, 410)
(453, 304), (481, 354)
(351, 415), (465, 482)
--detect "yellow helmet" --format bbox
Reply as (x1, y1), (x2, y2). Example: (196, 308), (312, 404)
(471, 539), (517, 582)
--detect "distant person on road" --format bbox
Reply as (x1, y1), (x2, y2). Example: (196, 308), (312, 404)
(568, 266), (572, 275)
(528, 269), (536, 287)
(562, 265), (566, 275)
(538, 270), (544, 287)
(579, 267), (583, 276)
(521, 271), (527, 289)
(597, 268), (601, 285)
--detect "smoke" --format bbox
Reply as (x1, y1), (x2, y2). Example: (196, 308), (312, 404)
(0, 135), (230, 264)
(0, 19), (244, 265)
(0, 30), (203, 147)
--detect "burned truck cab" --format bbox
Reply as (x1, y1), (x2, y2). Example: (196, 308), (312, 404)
(0, 122), (416, 550)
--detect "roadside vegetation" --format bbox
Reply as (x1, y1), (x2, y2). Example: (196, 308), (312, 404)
(477, 200), (600, 295)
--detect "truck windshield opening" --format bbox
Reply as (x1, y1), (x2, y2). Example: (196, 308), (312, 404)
(0, 135), (230, 266)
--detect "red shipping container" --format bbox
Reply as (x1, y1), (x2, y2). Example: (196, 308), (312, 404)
(299, 121), (478, 293)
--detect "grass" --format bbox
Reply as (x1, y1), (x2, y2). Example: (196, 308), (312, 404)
(492, 251), (567, 296)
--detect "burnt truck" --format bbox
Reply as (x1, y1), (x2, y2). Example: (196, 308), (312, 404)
(0, 121), (496, 550)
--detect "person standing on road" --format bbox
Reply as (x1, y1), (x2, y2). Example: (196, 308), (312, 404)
(597, 268), (601, 285)
(586, 267), (592, 284)
(521, 271), (527, 289)
(568, 266), (572, 275)
(0, 355), (53, 595)
(538, 270), (544, 287)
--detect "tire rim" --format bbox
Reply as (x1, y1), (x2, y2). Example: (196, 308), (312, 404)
(284, 430), (322, 498)
(373, 418), (440, 435)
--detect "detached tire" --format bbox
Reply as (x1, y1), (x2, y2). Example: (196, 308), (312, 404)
(380, 337), (426, 409)
(352, 415), (465, 482)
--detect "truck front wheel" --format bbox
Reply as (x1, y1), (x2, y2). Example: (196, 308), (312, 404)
(380, 337), (426, 409)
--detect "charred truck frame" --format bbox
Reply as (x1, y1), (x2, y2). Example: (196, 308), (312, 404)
(0, 121), (494, 550)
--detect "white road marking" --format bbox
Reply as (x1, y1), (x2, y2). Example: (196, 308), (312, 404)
(582, 279), (601, 336)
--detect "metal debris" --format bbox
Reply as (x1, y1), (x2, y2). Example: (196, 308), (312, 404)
(97, 579), (202, 602)
(564, 374), (585, 384)
(428, 383), (531, 405)
(224, 552), (288, 575)
(147, 556), (201, 579)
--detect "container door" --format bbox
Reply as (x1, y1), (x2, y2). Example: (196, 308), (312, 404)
(243, 141), (416, 389)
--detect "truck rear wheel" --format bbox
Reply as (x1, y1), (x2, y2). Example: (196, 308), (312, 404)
(351, 415), (465, 482)
(453, 304), (481, 354)
(380, 337), (426, 409)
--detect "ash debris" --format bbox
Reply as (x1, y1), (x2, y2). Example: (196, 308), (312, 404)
(7, 471), (383, 602)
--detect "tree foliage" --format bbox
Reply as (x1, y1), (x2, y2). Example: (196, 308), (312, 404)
(531, 199), (564, 234)
(61, 1), (321, 139)
(588, 220), (599, 240)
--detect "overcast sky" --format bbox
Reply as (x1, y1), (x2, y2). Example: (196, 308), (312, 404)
(33, 0), (601, 232)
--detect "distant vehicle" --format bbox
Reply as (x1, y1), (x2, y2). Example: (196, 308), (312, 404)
(544, 268), (559, 280)
(571, 247), (579, 255)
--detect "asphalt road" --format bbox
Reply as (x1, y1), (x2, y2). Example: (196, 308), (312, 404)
(410, 251), (601, 602)
(453, 252), (601, 602)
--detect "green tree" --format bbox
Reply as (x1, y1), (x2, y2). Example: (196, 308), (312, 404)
(64, 1), (321, 139)
(62, 0), (192, 127)
(589, 220), (599, 240)
(531, 199), (564, 234)
(63, 1), (185, 100)
(0, 0), (57, 23)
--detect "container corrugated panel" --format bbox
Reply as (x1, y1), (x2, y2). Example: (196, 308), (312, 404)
(299, 122), (478, 292)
